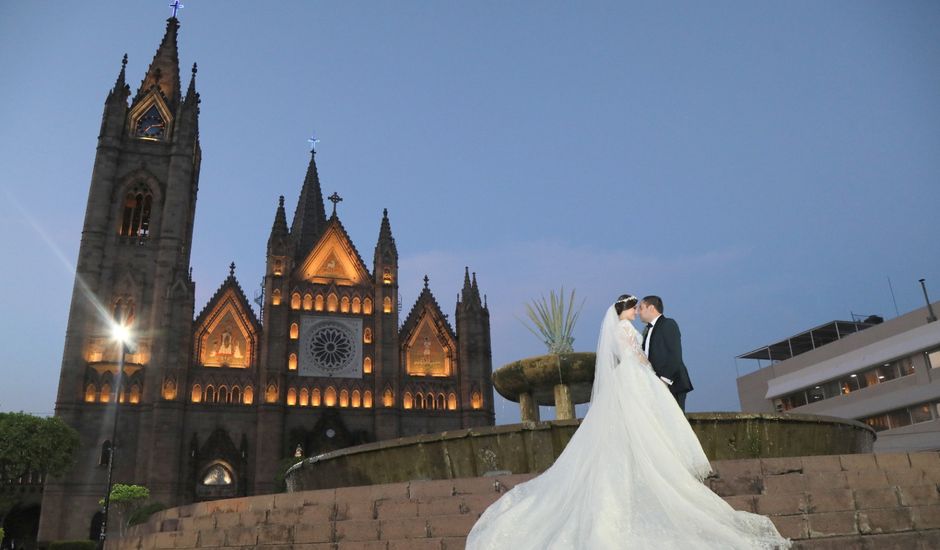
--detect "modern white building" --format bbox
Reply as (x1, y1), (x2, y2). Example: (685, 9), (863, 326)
(737, 301), (940, 452)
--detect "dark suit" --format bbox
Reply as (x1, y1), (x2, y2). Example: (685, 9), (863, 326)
(643, 316), (693, 411)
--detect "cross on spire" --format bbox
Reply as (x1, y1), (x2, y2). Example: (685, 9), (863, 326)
(328, 192), (343, 216)
(229, 261), (236, 277)
(423, 275), (430, 289)
(169, 1), (184, 18)
(307, 134), (320, 153)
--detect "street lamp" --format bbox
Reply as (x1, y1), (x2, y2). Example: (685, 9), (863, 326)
(98, 320), (132, 549)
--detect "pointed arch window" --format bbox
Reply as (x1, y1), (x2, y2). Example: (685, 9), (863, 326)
(471, 391), (483, 410)
(363, 390), (373, 408)
(415, 392), (425, 410)
(129, 384), (141, 404)
(364, 298), (373, 315)
(315, 294), (325, 312)
(243, 385), (254, 405)
(99, 383), (112, 403)
(363, 328), (372, 344)
(191, 384), (202, 403)
(265, 384), (278, 404)
(339, 389), (349, 407)
(303, 293), (313, 311)
(352, 297), (362, 314)
(447, 393), (458, 410)
(311, 388), (321, 407)
(383, 297), (393, 314)
(287, 388), (297, 406)
(351, 389), (361, 408)
(383, 268), (393, 285)
(231, 386), (241, 404)
(218, 386), (229, 404)
(119, 188), (153, 239)
(290, 323), (299, 340)
(383, 388), (394, 407)
(328, 293), (339, 312)
(205, 385), (215, 404)
(363, 357), (373, 374)
(85, 384), (97, 403)
(272, 289), (282, 306)
(341, 296), (350, 313)
(437, 393), (446, 410)
(403, 392), (413, 410)
(299, 387), (309, 407)
(291, 292), (301, 310)
(288, 353), (298, 371)
(325, 386), (337, 407)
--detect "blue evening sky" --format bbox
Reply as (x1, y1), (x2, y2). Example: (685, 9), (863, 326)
(1, 2), (938, 422)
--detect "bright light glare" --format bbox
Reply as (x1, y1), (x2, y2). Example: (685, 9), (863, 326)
(111, 323), (131, 344)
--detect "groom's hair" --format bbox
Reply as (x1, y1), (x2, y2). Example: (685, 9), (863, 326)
(642, 295), (664, 313)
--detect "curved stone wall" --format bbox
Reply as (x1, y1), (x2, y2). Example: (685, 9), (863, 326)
(286, 412), (875, 491)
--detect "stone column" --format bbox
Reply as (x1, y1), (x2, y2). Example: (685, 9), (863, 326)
(554, 384), (574, 420)
(519, 392), (540, 423)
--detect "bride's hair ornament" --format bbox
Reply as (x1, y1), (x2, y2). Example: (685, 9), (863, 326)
(614, 294), (638, 314)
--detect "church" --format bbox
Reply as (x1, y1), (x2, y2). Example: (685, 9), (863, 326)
(38, 16), (494, 541)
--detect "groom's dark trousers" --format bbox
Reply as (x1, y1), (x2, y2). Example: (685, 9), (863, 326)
(643, 316), (693, 412)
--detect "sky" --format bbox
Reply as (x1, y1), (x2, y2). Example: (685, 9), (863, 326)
(0, 1), (938, 423)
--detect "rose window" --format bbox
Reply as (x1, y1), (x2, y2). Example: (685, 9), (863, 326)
(308, 324), (354, 373)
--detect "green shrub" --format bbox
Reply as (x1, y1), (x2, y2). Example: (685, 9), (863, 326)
(128, 501), (166, 526)
(49, 541), (97, 550)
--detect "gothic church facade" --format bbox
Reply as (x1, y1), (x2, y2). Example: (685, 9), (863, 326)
(39, 18), (494, 541)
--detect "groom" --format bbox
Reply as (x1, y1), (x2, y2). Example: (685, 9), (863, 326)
(638, 296), (693, 411)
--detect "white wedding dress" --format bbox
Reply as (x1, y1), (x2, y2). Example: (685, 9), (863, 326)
(466, 306), (791, 549)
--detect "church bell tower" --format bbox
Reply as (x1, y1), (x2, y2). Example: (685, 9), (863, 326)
(39, 16), (201, 541)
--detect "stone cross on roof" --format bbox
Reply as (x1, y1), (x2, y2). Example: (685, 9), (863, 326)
(328, 192), (343, 216)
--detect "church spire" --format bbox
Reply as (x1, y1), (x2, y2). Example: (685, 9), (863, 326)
(183, 62), (198, 105)
(269, 195), (289, 245)
(134, 17), (182, 107)
(290, 151), (327, 259)
(375, 208), (398, 259)
(107, 54), (130, 104)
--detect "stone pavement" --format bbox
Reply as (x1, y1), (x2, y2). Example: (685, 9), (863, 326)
(114, 451), (940, 549)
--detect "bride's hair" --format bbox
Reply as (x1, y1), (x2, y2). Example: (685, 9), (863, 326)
(614, 294), (638, 315)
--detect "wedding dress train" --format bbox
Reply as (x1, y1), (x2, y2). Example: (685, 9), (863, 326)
(466, 306), (791, 549)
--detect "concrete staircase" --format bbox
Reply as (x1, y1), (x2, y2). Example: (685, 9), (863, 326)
(116, 451), (940, 550)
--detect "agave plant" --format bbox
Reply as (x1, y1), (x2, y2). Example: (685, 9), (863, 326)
(520, 287), (585, 355)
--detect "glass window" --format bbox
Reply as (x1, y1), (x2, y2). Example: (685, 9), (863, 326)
(853, 372), (870, 390)
(865, 415), (890, 432)
(911, 403), (933, 424)
(823, 380), (841, 399)
(788, 391), (808, 408)
(898, 357), (915, 376)
(928, 349), (940, 369)
(202, 464), (232, 486)
(887, 409), (912, 430)
(875, 363), (898, 382)
(861, 369), (880, 387)
(807, 386), (825, 402)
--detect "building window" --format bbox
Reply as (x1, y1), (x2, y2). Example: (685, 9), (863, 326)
(119, 189), (153, 239)
(231, 386), (241, 404)
(315, 294), (324, 311)
(351, 389), (361, 408)
(928, 349), (940, 369)
(437, 393), (446, 410)
(291, 292), (301, 310)
(99, 441), (112, 466)
(383, 268), (392, 285)
(352, 297), (361, 314)
(383, 388), (393, 407)
(100, 383), (112, 403)
(364, 298), (373, 315)
(129, 384), (141, 404)
(383, 297), (393, 314)
(287, 388), (297, 406)
(288, 353), (297, 371)
(448, 392), (458, 410)
(363, 390), (373, 408)
(85, 384), (97, 403)
(325, 386), (337, 407)
(363, 357), (372, 374)
(290, 323), (299, 339)
(299, 388), (309, 407)
(303, 293), (313, 311)
(339, 389), (349, 407)
(899, 357), (915, 376)
(205, 385), (215, 404)
(363, 328), (372, 344)
(191, 384), (202, 403)
(311, 388), (321, 406)
(272, 289), (281, 306)
(403, 392), (414, 410)
(265, 384), (278, 404)
(202, 463), (233, 486)
(273, 259), (283, 277)
(243, 386), (254, 405)
(341, 296), (350, 313)
(911, 403), (933, 424)
(471, 391), (483, 410)
(328, 293), (338, 312)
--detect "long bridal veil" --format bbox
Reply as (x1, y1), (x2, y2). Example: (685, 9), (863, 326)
(466, 306), (790, 549)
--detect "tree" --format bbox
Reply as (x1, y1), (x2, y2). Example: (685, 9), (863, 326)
(98, 484), (150, 537)
(0, 412), (80, 526)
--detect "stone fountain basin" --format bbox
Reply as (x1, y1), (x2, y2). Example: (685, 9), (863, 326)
(493, 352), (596, 405)
(285, 412), (876, 492)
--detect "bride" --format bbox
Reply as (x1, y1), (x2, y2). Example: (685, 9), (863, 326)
(466, 295), (791, 549)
